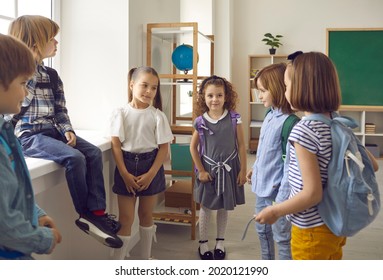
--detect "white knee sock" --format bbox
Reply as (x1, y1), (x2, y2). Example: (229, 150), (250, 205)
(216, 209), (228, 251)
(112, 235), (131, 260)
(139, 225), (157, 259)
(199, 206), (212, 254)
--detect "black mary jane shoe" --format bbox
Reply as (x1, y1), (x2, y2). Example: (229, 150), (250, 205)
(214, 248), (226, 260)
(198, 240), (214, 260)
(214, 238), (226, 260)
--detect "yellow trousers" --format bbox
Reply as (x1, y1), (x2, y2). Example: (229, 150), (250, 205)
(291, 224), (347, 260)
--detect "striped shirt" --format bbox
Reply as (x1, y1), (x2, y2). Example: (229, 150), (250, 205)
(287, 118), (332, 228)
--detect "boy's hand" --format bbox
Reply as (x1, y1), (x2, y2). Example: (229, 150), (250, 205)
(39, 215), (55, 228)
(39, 215), (62, 242)
(65, 131), (76, 147)
(39, 215), (62, 254)
(246, 169), (252, 184)
(48, 228), (63, 254)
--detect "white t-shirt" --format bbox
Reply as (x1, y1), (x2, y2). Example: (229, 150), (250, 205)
(110, 104), (174, 153)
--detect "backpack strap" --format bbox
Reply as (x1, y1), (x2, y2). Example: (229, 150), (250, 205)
(264, 108), (272, 118)
(304, 113), (331, 125)
(281, 114), (300, 161)
(195, 116), (210, 156)
(229, 110), (240, 140)
(196, 111), (239, 156)
(304, 113), (358, 129)
(12, 66), (59, 126)
(265, 108), (300, 161)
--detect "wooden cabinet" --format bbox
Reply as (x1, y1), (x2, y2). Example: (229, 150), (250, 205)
(339, 105), (383, 158)
(248, 55), (287, 153)
(146, 22), (214, 240)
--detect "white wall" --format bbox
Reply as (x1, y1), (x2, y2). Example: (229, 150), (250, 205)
(232, 0), (383, 144)
(60, 0), (383, 141)
(60, 0), (179, 131)
(60, 0), (129, 131)
(129, 0), (180, 67)
(212, 0), (233, 79)
(180, 0), (213, 78)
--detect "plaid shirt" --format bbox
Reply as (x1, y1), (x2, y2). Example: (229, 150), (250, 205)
(14, 64), (73, 137)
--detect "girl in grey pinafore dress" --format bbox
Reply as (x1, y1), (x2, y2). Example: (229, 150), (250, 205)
(190, 75), (247, 260)
(194, 112), (245, 210)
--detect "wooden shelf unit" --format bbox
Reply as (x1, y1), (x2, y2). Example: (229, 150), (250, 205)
(147, 22), (214, 240)
(339, 105), (383, 158)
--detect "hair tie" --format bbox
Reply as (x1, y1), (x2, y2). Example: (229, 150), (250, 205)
(287, 51), (303, 61)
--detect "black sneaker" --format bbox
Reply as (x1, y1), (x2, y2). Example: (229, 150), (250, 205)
(75, 212), (123, 248)
(106, 214), (121, 234)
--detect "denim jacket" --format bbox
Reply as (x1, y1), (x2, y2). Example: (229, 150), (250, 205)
(0, 117), (53, 259)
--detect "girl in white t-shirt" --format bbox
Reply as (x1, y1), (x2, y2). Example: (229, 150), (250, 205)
(110, 67), (173, 259)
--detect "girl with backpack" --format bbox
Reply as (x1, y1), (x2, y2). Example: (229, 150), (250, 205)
(190, 75), (247, 260)
(246, 63), (296, 260)
(110, 67), (173, 259)
(255, 51), (374, 259)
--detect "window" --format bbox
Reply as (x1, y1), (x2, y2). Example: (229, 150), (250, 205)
(0, 0), (55, 65)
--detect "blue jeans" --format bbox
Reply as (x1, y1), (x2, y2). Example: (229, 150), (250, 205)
(19, 128), (106, 215)
(255, 188), (292, 260)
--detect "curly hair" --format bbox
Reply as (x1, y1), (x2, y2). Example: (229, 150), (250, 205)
(195, 75), (238, 116)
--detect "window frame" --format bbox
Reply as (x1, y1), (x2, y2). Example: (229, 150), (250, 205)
(0, 0), (61, 69)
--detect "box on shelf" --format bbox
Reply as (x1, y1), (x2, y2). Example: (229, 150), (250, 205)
(165, 180), (200, 209)
(250, 88), (260, 102)
(249, 138), (259, 152)
(250, 68), (259, 78)
(365, 123), (376, 134)
(366, 143), (380, 158)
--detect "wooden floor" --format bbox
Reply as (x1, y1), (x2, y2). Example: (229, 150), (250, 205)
(129, 154), (383, 260)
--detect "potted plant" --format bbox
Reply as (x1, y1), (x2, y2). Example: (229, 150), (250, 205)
(262, 33), (283, 55)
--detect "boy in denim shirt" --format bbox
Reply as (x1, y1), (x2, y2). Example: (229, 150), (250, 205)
(0, 34), (62, 259)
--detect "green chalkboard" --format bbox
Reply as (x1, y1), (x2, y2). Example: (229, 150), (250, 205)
(327, 29), (383, 106)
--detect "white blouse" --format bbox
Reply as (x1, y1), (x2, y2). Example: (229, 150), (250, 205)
(110, 103), (174, 153)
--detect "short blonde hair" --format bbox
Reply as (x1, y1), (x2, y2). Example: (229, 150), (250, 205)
(9, 15), (59, 62)
(289, 52), (341, 113)
(255, 63), (293, 114)
(0, 34), (35, 90)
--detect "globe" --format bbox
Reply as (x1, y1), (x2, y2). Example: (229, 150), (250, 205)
(171, 44), (195, 73)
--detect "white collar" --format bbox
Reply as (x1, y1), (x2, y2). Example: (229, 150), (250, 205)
(203, 109), (228, 124)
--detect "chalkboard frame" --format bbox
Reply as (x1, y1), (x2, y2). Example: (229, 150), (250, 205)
(326, 28), (383, 107)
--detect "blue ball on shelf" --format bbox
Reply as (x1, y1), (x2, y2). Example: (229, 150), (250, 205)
(171, 44), (196, 73)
